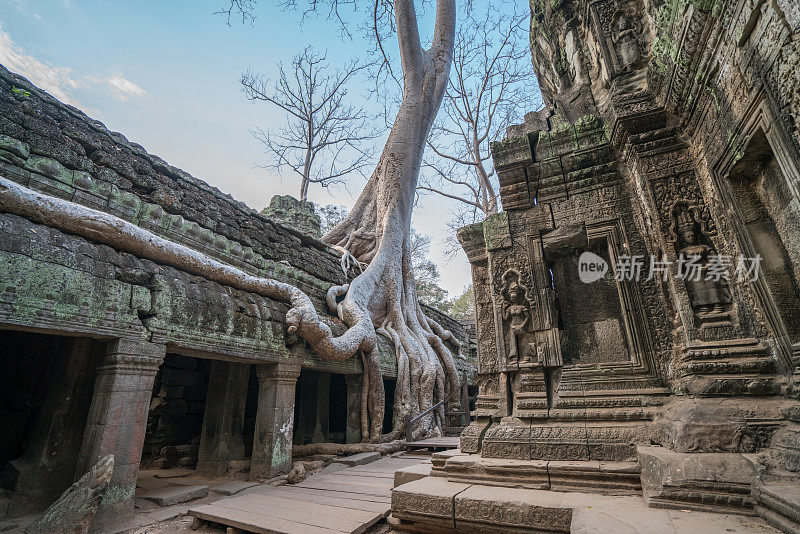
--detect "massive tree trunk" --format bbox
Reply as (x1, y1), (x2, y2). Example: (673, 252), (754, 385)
(323, 0), (459, 441)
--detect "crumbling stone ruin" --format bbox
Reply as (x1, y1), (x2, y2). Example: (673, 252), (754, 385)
(0, 63), (474, 530)
(390, 0), (800, 531)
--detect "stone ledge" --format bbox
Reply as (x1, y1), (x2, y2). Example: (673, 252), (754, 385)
(394, 463), (433, 488)
(333, 452), (381, 466)
(392, 477), (471, 529)
(430, 452), (641, 494)
(391, 477), (572, 533)
(753, 483), (800, 533)
(638, 446), (756, 515)
(454, 485), (572, 533)
(141, 485), (209, 507)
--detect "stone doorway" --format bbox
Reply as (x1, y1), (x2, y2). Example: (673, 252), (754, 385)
(383, 377), (396, 434)
(728, 129), (800, 344)
(141, 354), (212, 471)
(547, 238), (630, 365)
(0, 330), (102, 516)
(293, 369), (351, 444)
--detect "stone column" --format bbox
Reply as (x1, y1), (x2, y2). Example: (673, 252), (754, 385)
(76, 338), (165, 527)
(312, 372), (331, 443)
(197, 360), (251, 476)
(345, 374), (362, 443)
(250, 362), (301, 480)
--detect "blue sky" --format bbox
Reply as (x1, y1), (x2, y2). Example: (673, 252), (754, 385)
(0, 0), (533, 297)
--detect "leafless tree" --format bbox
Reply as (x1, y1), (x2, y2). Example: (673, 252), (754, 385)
(224, 0), (460, 442)
(420, 6), (540, 223)
(241, 47), (377, 201)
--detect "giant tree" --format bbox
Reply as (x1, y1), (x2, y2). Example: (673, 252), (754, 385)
(225, 0), (461, 441)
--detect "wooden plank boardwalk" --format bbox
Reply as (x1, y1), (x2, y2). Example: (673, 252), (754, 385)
(189, 456), (424, 534)
(404, 436), (460, 452)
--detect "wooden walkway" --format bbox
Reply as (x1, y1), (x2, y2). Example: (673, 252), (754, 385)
(189, 456), (424, 534)
(404, 436), (460, 452)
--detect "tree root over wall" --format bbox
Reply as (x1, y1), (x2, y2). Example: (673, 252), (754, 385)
(0, 175), (460, 443)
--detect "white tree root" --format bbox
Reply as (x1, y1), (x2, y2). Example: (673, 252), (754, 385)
(0, 177), (382, 407)
(292, 441), (405, 457)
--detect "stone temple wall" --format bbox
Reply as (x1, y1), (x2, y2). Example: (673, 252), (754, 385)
(455, 0), (800, 517)
(0, 63), (474, 526)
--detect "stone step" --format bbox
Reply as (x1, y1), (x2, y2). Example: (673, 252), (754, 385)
(394, 463), (432, 488)
(679, 356), (776, 376)
(430, 452), (641, 494)
(753, 483), (800, 533)
(756, 505), (800, 534)
(333, 452), (381, 466)
(548, 460), (641, 493)
(391, 477), (572, 533)
(638, 446), (757, 515)
(140, 484), (209, 506)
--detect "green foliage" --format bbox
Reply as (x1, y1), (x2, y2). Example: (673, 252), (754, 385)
(11, 86), (31, 98)
(410, 228), (475, 321)
(447, 284), (475, 323)
(411, 229), (450, 310)
(316, 204), (349, 235)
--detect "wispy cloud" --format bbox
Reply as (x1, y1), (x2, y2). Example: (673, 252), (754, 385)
(3, 0), (43, 21)
(0, 27), (82, 105)
(106, 74), (146, 101)
(0, 26), (147, 106)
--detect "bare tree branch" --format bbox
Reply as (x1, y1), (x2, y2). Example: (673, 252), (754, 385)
(216, 0), (258, 25)
(420, 3), (541, 229)
(242, 47), (378, 201)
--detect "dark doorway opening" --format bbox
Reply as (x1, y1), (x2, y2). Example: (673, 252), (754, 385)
(293, 369), (332, 444)
(468, 385), (478, 412)
(243, 365), (260, 459)
(382, 377), (396, 435)
(0, 330), (101, 513)
(329, 374), (347, 443)
(142, 353), (211, 469)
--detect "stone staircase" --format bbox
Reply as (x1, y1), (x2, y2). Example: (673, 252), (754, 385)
(749, 405), (800, 533)
(389, 465), (776, 533)
(429, 450), (641, 494)
(389, 477), (573, 533)
(753, 483), (800, 533)
(388, 445), (792, 532)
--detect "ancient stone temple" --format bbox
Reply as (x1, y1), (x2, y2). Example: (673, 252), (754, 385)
(0, 64), (475, 531)
(390, 0), (800, 531)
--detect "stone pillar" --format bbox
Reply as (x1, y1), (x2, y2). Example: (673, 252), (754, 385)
(197, 360), (251, 476)
(3, 338), (102, 515)
(76, 338), (165, 527)
(345, 374), (362, 443)
(260, 195), (322, 238)
(250, 362), (301, 480)
(312, 372), (331, 443)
